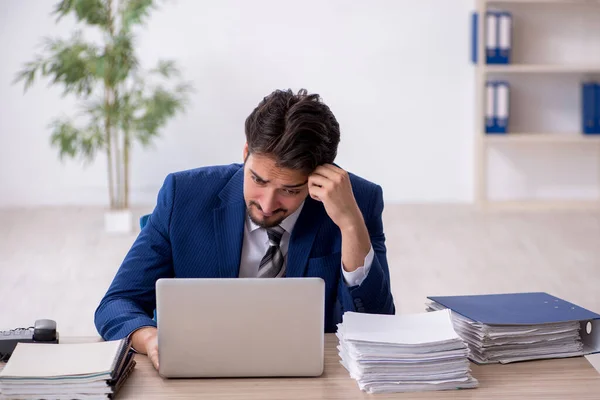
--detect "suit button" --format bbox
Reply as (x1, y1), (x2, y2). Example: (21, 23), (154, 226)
(357, 307), (365, 312)
(354, 298), (362, 305)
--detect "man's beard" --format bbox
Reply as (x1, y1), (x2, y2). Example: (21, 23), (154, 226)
(247, 201), (287, 228)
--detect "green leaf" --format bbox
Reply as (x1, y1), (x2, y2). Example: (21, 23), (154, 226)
(130, 81), (192, 146)
(151, 59), (180, 78)
(49, 117), (105, 163)
(121, 0), (156, 32)
(14, 32), (102, 97)
(53, 0), (109, 27)
(53, 0), (75, 20)
(49, 118), (80, 160)
(110, 32), (139, 83)
(13, 60), (39, 92)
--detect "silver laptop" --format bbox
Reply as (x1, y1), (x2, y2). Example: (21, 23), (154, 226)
(155, 277), (325, 378)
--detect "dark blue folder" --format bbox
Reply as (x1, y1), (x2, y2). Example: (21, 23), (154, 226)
(582, 82), (597, 134)
(428, 292), (600, 325)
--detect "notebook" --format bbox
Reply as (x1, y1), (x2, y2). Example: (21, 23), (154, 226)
(0, 339), (134, 399)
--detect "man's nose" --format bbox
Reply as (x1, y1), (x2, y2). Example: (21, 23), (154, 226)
(260, 191), (279, 214)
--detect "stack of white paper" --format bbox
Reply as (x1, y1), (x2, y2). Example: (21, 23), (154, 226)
(426, 301), (584, 364)
(336, 310), (478, 394)
(0, 339), (134, 400)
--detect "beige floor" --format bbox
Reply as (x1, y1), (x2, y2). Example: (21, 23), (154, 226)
(1, 205), (599, 340)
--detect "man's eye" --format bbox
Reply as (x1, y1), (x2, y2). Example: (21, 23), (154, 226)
(252, 176), (265, 185)
(282, 189), (300, 196)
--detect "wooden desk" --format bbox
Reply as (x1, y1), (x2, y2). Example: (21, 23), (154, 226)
(114, 334), (600, 399)
(2, 335), (599, 399)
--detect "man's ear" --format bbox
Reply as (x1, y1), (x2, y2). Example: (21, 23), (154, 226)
(243, 143), (249, 162)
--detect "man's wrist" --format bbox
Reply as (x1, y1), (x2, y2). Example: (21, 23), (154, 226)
(339, 212), (366, 234)
(130, 326), (157, 354)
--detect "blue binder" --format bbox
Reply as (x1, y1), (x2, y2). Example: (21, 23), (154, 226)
(582, 82), (597, 134)
(595, 83), (600, 134)
(497, 11), (512, 64)
(427, 292), (600, 354)
(495, 81), (510, 133)
(485, 81), (495, 133)
(471, 11), (500, 64)
(486, 81), (509, 134)
(471, 12), (478, 64)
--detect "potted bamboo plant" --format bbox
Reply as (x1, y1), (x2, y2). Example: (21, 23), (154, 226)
(14, 0), (192, 233)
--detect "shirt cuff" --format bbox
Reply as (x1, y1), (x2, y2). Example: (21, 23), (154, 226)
(341, 246), (374, 287)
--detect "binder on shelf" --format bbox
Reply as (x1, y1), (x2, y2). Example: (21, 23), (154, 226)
(485, 81), (496, 133)
(495, 81), (510, 133)
(595, 83), (600, 134)
(426, 292), (600, 365)
(486, 81), (509, 134)
(486, 11), (499, 64)
(471, 12), (478, 64)
(471, 11), (500, 64)
(582, 82), (596, 134)
(497, 11), (512, 64)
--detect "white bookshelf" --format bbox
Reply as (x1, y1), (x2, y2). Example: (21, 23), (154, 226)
(489, 0), (600, 3)
(485, 65), (600, 74)
(485, 133), (600, 143)
(474, 0), (600, 210)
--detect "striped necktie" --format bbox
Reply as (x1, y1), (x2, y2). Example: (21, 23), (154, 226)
(257, 225), (285, 278)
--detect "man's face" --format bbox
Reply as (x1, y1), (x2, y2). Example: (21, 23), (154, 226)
(243, 145), (309, 228)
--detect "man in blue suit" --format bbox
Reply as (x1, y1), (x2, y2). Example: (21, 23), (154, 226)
(95, 89), (395, 370)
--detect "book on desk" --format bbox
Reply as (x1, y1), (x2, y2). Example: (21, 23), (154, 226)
(426, 292), (600, 365)
(0, 338), (134, 400)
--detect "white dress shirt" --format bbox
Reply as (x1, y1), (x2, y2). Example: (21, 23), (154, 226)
(239, 201), (374, 286)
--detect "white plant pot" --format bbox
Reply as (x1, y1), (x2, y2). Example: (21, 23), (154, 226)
(104, 209), (133, 233)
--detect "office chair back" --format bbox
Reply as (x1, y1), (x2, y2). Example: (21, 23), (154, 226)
(140, 214), (150, 229)
(139, 213), (157, 321)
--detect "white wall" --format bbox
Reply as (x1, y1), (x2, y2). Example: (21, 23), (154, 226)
(0, 0), (598, 207)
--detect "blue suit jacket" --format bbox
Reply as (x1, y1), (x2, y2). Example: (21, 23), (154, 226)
(95, 164), (395, 340)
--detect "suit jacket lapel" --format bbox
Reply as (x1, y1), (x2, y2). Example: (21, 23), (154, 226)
(286, 197), (326, 277)
(213, 167), (246, 278)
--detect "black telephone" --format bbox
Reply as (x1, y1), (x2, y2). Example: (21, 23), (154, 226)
(0, 319), (59, 362)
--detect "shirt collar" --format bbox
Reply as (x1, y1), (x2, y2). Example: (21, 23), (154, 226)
(246, 201), (305, 234)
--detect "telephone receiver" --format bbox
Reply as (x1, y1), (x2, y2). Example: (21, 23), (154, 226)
(0, 319), (59, 362)
(32, 319), (58, 341)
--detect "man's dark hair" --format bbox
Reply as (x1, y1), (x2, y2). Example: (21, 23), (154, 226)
(244, 88), (340, 173)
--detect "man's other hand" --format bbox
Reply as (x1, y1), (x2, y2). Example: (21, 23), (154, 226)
(131, 326), (159, 371)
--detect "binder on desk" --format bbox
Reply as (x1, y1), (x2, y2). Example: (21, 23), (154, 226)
(582, 82), (597, 134)
(426, 292), (600, 364)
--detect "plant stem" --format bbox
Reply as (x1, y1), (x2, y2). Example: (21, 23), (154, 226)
(105, 0), (116, 209)
(124, 129), (130, 210)
(107, 0), (127, 210)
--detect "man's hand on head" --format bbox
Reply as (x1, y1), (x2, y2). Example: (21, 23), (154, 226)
(308, 164), (363, 231)
(308, 164), (372, 273)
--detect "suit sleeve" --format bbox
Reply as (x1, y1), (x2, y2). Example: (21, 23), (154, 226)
(337, 184), (395, 316)
(94, 174), (176, 340)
